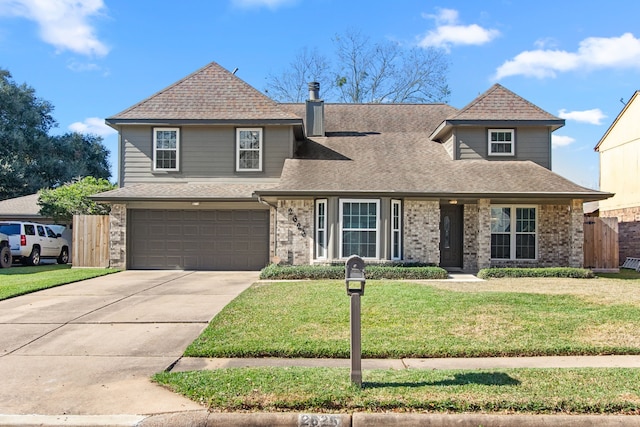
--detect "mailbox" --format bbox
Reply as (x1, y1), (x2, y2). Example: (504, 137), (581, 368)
(345, 255), (366, 295)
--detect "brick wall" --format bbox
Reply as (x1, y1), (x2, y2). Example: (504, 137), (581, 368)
(108, 203), (127, 269)
(274, 199), (314, 265)
(602, 206), (640, 262)
(463, 203), (478, 271)
(403, 200), (440, 265)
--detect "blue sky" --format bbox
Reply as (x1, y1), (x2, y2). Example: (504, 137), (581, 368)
(2, 0), (640, 190)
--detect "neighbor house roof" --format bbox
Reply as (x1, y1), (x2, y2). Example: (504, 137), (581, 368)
(106, 62), (301, 124)
(0, 193), (45, 220)
(430, 84), (564, 140)
(594, 90), (640, 151)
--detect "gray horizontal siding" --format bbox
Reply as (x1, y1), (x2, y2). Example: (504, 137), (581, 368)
(121, 125), (293, 185)
(456, 126), (551, 168)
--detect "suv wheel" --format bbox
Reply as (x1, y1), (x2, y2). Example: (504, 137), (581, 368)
(0, 246), (11, 268)
(28, 246), (41, 266)
(57, 247), (69, 264)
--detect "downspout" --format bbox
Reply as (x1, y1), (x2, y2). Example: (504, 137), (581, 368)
(258, 196), (278, 262)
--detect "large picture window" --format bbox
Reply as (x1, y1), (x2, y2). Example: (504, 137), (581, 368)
(153, 128), (179, 171)
(490, 206), (537, 260)
(315, 199), (327, 259)
(340, 199), (379, 259)
(236, 128), (263, 172)
(488, 129), (515, 156)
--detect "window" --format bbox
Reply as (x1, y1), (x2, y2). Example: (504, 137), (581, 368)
(488, 129), (514, 156)
(315, 199), (327, 259)
(391, 200), (402, 260)
(153, 128), (179, 171)
(236, 128), (263, 171)
(491, 206), (537, 260)
(340, 199), (379, 259)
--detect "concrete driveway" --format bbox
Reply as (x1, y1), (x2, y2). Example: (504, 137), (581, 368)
(0, 270), (258, 415)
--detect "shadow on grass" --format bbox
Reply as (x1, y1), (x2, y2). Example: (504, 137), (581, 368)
(364, 372), (520, 389)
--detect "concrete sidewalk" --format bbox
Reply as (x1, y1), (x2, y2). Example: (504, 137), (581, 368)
(172, 354), (640, 371)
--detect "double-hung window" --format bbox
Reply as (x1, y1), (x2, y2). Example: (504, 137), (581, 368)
(236, 128), (263, 172)
(488, 129), (515, 156)
(490, 206), (537, 260)
(391, 200), (402, 260)
(315, 199), (327, 259)
(153, 128), (179, 171)
(340, 199), (379, 259)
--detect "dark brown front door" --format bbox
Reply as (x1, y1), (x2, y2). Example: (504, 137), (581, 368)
(440, 205), (463, 268)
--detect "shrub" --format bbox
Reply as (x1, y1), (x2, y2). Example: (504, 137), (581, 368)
(477, 267), (595, 279)
(259, 263), (448, 280)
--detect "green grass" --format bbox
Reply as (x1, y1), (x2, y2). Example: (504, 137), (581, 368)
(185, 279), (640, 358)
(598, 269), (640, 280)
(0, 264), (119, 300)
(154, 367), (640, 414)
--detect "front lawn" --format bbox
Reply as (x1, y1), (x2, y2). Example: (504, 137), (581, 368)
(154, 367), (640, 414)
(186, 278), (640, 358)
(0, 264), (119, 300)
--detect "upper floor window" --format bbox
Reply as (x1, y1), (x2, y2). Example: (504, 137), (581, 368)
(490, 206), (537, 260)
(153, 128), (180, 171)
(488, 129), (514, 156)
(236, 128), (263, 172)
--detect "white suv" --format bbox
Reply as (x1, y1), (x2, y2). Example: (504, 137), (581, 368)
(0, 222), (70, 266)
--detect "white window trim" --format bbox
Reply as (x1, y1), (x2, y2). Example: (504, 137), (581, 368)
(315, 199), (328, 260)
(339, 199), (380, 259)
(153, 127), (180, 171)
(391, 199), (402, 260)
(236, 128), (263, 172)
(488, 129), (515, 157)
(490, 205), (538, 260)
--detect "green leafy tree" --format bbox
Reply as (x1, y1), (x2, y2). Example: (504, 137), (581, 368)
(38, 176), (116, 223)
(0, 68), (111, 200)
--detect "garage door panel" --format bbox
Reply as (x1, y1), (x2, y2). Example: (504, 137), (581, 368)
(129, 209), (268, 270)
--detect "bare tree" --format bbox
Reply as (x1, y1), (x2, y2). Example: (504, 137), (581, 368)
(265, 29), (450, 104)
(264, 47), (332, 102)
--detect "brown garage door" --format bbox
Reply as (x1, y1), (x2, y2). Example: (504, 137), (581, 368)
(129, 209), (269, 270)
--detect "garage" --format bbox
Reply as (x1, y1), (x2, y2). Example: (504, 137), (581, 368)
(128, 209), (269, 270)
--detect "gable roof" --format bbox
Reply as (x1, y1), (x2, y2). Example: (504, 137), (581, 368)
(106, 61), (301, 123)
(594, 90), (640, 151)
(431, 84), (564, 140)
(0, 193), (46, 220)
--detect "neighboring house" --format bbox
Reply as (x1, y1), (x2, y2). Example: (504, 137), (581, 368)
(595, 91), (640, 262)
(0, 194), (49, 223)
(94, 61), (610, 271)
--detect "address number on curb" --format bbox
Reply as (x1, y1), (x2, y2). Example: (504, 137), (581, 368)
(298, 414), (342, 426)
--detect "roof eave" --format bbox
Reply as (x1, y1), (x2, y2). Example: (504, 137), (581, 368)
(104, 118), (303, 126)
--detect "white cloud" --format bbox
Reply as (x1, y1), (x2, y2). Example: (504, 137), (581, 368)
(69, 117), (115, 137)
(558, 108), (607, 125)
(552, 135), (575, 148)
(418, 8), (500, 52)
(231, 0), (297, 9)
(495, 33), (640, 80)
(0, 0), (109, 56)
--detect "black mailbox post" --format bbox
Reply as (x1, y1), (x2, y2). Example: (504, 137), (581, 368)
(345, 255), (365, 386)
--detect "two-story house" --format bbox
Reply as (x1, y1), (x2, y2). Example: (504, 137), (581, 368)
(95, 61), (610, 271)
(595, 91), (640, 262)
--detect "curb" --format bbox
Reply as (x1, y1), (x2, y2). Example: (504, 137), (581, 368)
(0, 414), (146, 427)
(137, 412), (640, 427)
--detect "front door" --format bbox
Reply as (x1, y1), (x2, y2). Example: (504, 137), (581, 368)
(439, 205), (463, 269)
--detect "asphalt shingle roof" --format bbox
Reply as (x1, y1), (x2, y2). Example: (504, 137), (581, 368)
(92, 183), (279, 201)
(107, 62), (300, 122)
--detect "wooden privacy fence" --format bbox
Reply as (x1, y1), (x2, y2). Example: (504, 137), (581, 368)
(584, 217), (619, 271)
(73, 215), (110, 268)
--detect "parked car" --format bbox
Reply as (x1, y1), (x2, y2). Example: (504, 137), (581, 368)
(0, 221), (70, 266)
(0, 232), (10, 268)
